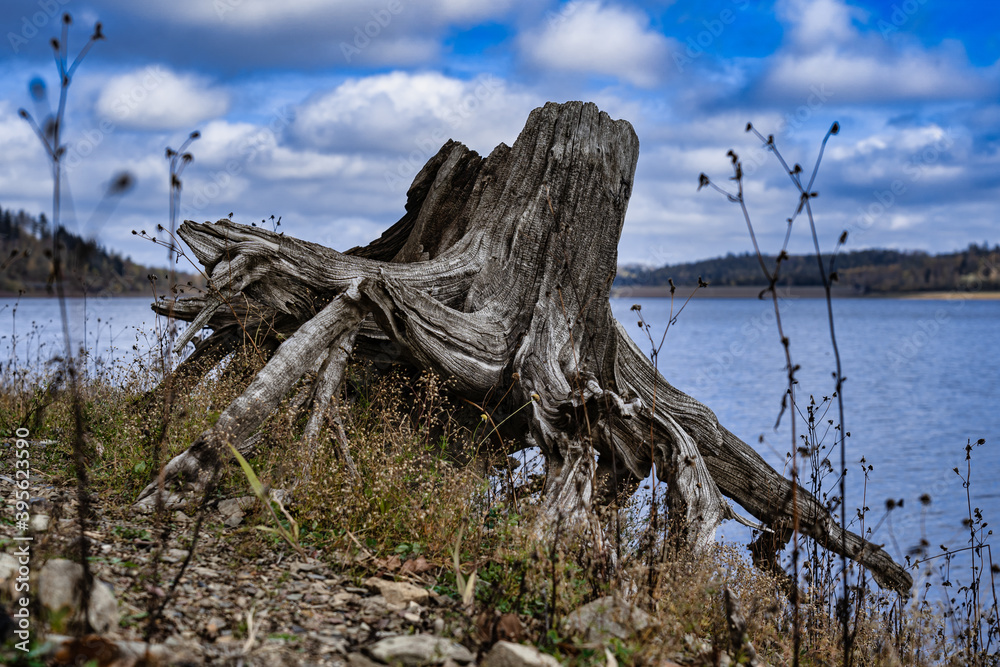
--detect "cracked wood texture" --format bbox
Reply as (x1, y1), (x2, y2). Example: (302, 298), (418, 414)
(139, 101), (911, 594)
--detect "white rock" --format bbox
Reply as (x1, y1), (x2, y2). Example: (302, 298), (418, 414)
(365, 576), (430, 605)
(368, 634), (474, 665)
(0, 553), (19, 597)
(218, 496), (256, 527)
(160, 548), (190, 563)
(563, 596), (653, 642)
(481, 641), (561, 667)
(38, 559), (118, 634)
(30, 514), (50, 532)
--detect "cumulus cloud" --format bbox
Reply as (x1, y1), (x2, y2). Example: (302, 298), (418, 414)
(777, 0), (865, 51)
(755, 0), (1000, 104)
(114, 0), (519, 29)
(94, 66), (230, 131)
(519, 1), (673, 87)
(2, 0), (997, 268)
(0, 102), (53, 205)
(289, 71), (541, 156)
(758, 45), (1000, 104)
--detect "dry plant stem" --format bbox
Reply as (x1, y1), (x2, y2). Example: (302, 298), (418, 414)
(17, 13), (105, 631)
(144, 465), (224, 642)
(632, 282), (705, 586)
(51, 30), (97, 622)
(135, 102), (912, 594)
(751, 123), (855, 663)
(727, 157), (803, 664)
(963, 442), (981, 656)
(146, 275), (173, 632)
(145, 131), (201, 639)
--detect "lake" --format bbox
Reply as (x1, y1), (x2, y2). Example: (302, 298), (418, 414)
(2, 294), (997, 568)
(609, 294), (1000, 563)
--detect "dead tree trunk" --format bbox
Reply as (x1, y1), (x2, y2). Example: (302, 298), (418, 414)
(137, 101), (912, 594)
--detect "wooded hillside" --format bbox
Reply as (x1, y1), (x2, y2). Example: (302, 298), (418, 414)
(0, 205), (197, 296)
(617, 245), (1000, 294)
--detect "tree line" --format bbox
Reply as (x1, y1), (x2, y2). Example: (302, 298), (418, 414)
(616, 245), (1000, 294)
(0, 205), (197, 296)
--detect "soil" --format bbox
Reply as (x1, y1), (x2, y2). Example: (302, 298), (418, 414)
(1, 471), (480, 666)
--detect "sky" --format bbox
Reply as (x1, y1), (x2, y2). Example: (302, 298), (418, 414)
(0, 0), (997, 269)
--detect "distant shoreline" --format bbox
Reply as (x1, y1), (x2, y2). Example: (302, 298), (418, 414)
(610, 285), (1000, 300)
(0, 291), (170, 299)
(5, 287), (1000, 301)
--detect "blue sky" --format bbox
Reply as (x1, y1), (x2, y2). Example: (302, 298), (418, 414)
(0, 0), (997, 268)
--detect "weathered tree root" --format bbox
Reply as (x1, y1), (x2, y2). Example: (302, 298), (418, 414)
(136, 101), (912, 594)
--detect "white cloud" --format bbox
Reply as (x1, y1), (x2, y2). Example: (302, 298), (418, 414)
(349, 36), (440, 66)
(759, 45), (999, 104)
(290, 71), (540, 158)
(777, 0), (865, 51)
(758, 0), (1000, 104)
(110, 0), (520, 31)
(0, 102), (53, 205)
(428, 0), (519, 24)
(95, 66), (230, 131)
(519, 1), (673, 87)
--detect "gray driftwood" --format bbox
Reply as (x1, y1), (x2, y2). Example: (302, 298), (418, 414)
(136, 101), (911, 594)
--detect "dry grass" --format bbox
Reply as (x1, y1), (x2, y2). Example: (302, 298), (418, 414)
(4, 345), (998, 665)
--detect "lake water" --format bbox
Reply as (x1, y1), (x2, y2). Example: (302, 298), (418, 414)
(609, 295), (1000, 563)
(0, 296), (169, 382)
(2, 295), (997, 567)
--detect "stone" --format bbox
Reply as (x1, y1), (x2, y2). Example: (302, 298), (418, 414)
(0, 553), (19, 597)
(481, 641), (561, 667)
(30, 497), (54, 513)
(30, 513), (50, 532)
(204, 616), (227, 641)
(218, 495), (256, 527)
(333, 591), (360, 608)
(365, 576), (431, 605)
(134, 490), (188, 512)
(48, 634), (198, 664)
(160, 548), (190, 563)
(38, 559), (118, 634)
(348, 653), (387, 667)
(368, 634), (474, 665)
(401, 556), (433, 575)
(563, 596), (654, 643)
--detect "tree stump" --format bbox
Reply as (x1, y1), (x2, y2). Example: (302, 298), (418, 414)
(137, 101), (911, 594)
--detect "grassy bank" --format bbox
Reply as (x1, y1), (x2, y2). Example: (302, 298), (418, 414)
(1, 347), (996, 666)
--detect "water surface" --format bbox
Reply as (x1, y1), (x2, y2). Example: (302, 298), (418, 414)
(2, 295), (996, 563)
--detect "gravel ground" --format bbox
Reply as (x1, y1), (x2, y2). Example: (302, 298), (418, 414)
(2, 469), (478, 666)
